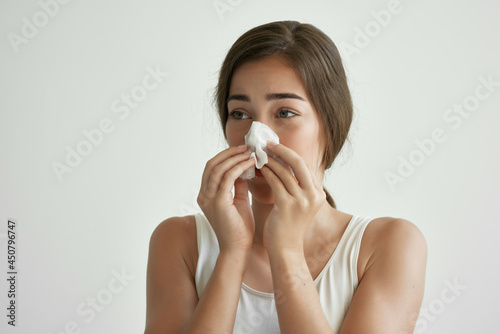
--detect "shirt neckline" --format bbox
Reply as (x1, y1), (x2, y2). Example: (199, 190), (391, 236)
(241, 214), (357, 298)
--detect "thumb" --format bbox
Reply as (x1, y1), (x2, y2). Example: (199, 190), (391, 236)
(233, 178), (249, 202)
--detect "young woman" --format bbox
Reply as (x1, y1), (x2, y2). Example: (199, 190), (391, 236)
(145, 20), (427, 334)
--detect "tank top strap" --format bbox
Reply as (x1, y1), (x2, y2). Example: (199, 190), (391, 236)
(194, 213), (220, 298)
(342, 215), (375, 285)
(314, 215), (375, 330)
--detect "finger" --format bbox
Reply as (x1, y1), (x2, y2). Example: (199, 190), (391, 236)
(217, 157), (256, 196)
(266, 143), (315, 190)
(205, 150), (253, 196)
(201, 145), (248, 193)
(260, 165), (289, 202)
(264, 156), (301, 196)
(233, 178), (250, 203)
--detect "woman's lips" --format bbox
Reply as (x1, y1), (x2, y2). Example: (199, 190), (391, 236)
(255, 169), (263, 177)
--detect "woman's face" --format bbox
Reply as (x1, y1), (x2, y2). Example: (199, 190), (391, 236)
(226, 55), (326, 202)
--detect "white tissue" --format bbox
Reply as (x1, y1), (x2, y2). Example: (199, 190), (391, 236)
(240, 122), (279, 180)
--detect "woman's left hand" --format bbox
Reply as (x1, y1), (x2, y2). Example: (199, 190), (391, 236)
(260, 142), (326, 254)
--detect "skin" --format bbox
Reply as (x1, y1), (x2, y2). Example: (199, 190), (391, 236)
(145, 55), (427, 333)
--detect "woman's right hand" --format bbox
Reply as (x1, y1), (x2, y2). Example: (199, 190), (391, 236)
(197, 145), (256, 253)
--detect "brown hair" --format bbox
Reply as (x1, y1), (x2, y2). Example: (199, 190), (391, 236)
(215, 20), (353, 208)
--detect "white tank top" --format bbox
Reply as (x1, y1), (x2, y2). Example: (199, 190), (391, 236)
(194, 212), (375, 333)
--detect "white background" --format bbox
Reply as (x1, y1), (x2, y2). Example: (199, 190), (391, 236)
(1, 0), (499, 333)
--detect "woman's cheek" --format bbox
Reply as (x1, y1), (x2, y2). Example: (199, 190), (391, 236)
(279, 126), (322, 169)
(225, 122), (248, 146)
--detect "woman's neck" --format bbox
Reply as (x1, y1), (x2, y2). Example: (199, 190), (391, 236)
(250, 195), (338, 248)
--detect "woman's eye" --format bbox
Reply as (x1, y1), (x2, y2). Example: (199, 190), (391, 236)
(229, 110), (249, 120)
(277, 109), (296, 118)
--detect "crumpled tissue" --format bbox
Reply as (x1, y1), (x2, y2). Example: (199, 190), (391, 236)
(239, 122), (280, 180)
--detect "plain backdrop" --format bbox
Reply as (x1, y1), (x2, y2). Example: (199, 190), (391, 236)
(1, 0), (499, 333)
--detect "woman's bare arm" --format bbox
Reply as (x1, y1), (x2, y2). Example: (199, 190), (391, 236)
(145, 216), (198, 333)
(146, 145), (256, 333)
(269, 247), (335, 333)
(145, 216), (250, 334)
(267, 217), (426, 334)
(338, 218), (427, 334)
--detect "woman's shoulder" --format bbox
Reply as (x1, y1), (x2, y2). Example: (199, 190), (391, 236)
(362, 216), (427, 250)
(357, 216), (427, 281)
(150, 215), (197, 245)
(149, 215), (198, 275)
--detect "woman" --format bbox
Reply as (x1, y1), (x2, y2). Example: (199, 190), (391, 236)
(145, 20), (427, 333)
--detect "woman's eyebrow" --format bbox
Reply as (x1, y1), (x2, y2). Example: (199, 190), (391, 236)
(227, 92), (306, 103)
(227, 94), (250, 103)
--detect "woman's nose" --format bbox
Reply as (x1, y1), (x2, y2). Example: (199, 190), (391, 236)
(249, 118), (276, 134)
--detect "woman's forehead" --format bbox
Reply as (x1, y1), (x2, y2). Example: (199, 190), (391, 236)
(229, 56), (308, 97)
